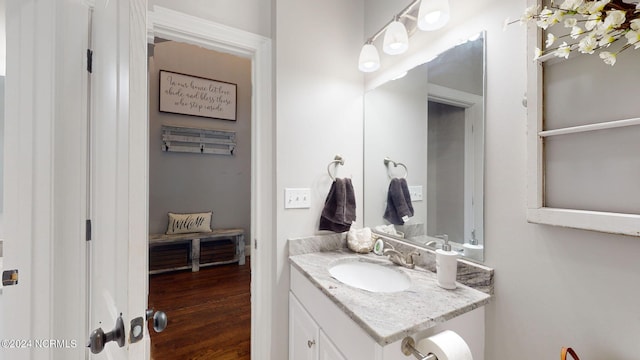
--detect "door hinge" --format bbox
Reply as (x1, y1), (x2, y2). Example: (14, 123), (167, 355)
(254, 238), (257, 250)
(86, 219), (92, 241)
(87, 49), (93, 73)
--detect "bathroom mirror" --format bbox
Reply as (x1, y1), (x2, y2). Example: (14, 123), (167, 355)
(363, 31), (485, 262)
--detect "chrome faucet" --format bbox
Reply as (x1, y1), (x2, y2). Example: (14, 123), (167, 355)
(424, 240), (438, 248)
(383, 245), (420, 269)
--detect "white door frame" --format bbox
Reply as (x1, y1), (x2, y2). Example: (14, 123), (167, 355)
(146, 6), (274, 359)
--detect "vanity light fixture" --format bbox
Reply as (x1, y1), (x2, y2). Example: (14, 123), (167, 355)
(358, 40), (381, 72)
(358, 0), (451, 72)
(383, 16), (409, 55)
(417, 0), (450, 31)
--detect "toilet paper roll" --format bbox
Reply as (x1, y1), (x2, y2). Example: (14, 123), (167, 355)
(417, 330), (472, 360)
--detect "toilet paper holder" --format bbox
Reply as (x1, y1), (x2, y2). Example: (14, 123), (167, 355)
(401, 337), (438, 360)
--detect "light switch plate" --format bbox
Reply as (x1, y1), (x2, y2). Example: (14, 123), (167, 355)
(284, 188), (311, 209)
(408, 186), (423, 201)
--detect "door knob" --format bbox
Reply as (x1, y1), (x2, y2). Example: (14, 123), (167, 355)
(87, 314), (126, 354)
(146, 309), (168, 333)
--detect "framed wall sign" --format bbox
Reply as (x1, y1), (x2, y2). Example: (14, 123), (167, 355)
(159, 70), (237, 121)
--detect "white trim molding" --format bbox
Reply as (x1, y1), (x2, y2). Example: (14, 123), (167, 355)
(148, 6), (267, 58)
(129, 0), (150, 357)
(148, 7), (275, 359)
(527, 208), (640, 237)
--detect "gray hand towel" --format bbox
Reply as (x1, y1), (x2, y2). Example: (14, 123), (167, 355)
(383, 178), (414, 225)
(319, 178), (356, 233)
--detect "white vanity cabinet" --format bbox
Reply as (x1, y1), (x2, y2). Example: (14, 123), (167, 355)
(290, 293), (347, 360)
(289, 264), (486, 360)
(319, 330), (347, 360)
(289, 265), (379, 360)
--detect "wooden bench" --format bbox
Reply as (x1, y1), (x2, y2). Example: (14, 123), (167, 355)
(149, 228), (245, 274)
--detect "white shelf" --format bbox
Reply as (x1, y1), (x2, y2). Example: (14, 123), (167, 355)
(161, 125), (236, 155)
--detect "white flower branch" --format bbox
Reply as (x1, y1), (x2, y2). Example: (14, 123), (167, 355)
(506, 0), (640, 65)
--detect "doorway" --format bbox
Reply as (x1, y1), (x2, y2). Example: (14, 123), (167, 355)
(147, 6), (274, 360)
(146, 39), (252, 359)
(425, 87), (484, 255)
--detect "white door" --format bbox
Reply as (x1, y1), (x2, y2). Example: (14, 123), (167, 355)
(87, 0), (149, 358)
(1, 0), (149, 359)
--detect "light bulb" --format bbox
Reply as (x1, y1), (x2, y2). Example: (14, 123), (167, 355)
(423, 11), (442, 24)
(417, 0), (450, 31)
(358, 43), (380, 72)
(383, 20), (409, 55)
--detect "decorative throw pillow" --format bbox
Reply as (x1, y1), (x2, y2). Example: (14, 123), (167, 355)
(166, 211), (212, 235)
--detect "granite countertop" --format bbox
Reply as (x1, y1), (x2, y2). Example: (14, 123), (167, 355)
(289, 249), (491, 345)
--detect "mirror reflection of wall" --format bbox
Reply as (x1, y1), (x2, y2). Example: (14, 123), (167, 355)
(364, 66), (428, 238)
(427, 101), (465, 244)
(364, 32), (485, 262)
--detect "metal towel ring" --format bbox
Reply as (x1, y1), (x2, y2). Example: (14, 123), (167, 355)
(384, 157), (408, 179)
(327, 155), (345, 181)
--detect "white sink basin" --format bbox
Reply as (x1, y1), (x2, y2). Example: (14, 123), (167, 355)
(328, 259), (411, 293)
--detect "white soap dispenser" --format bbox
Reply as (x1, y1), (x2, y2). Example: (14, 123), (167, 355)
(435, 235), (458, 290)
(462, 234), (483, 260)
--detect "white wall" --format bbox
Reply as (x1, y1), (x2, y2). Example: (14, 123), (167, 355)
(365, 1), (640, 359)
(148, 0), (271, 38)
(274, 0), (364, 358)
(148, 42), (252, 236)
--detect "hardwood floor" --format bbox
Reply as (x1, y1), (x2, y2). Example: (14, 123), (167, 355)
(148, 258), (251, 360)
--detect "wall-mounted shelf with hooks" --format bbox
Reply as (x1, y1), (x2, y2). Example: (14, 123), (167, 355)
(161, 125), (236, 155)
